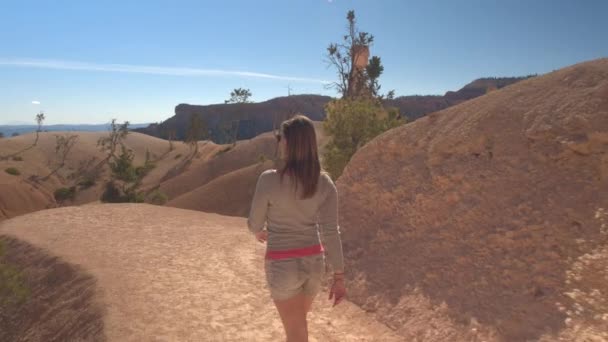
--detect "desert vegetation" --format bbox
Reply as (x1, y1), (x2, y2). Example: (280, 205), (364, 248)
(54, 186), (77, 203)
(322, 10), (404, 179)
(4, 167), (20, 176)
(42, 133), (79, 181)
(0, 113), (45, 161)
(101, 145), (155, 203)
(185, 113), (207, 157)
(225, 88), (252, 104)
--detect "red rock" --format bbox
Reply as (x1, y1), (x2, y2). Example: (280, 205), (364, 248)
(338, 58), (608, 341)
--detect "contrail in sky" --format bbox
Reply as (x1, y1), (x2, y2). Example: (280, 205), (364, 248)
(0, 58), (330, 84)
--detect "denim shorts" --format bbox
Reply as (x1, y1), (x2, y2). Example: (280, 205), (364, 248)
(264, 254), (325, 300)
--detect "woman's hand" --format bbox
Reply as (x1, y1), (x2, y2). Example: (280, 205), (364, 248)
(329, 274), (346, 307)
(255, 230), (268, 243)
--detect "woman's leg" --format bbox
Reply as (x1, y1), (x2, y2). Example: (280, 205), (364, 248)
(303, 294), (315, 314)
(274, 293), (308, 342)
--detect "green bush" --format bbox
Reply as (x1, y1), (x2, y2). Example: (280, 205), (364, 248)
(135, 162), (155, 179)
(5, 167), (20, 176)
(0, 240), (29, 306)
(148, 190), (168, 205)
(101, 181), (123, 203)
(77, 177), (96, 189)
(11, 156), (23, 161)
(54, 186), (76, 202)
(101, 181), (145, 203)
(323, 98), (404, 179)
(101, 145), (153, 204)
(124, 191), (145, 203)
(109, 146), (137, 182)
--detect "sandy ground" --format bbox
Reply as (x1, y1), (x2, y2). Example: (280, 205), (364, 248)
(0, 204), (400, 341)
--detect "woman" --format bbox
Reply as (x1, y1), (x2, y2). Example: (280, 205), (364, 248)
(248, 115), (346, 342)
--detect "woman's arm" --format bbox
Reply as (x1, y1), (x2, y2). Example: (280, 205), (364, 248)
(318, 175), (345, 273)
(247, 172), (271, 234)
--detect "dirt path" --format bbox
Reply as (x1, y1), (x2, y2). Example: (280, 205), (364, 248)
(0, 204), (400, 341)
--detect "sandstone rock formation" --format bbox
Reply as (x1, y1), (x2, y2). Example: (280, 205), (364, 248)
(166, 160), (274, 217)
(163, 121), (330, 217)
(0, 132), (193, 221)
(136, 95), (331, 143)
(338, 58), (608, 341)
(156, 132), (277, 200)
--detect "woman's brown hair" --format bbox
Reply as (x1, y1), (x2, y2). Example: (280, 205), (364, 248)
(278, 115), (321, 199)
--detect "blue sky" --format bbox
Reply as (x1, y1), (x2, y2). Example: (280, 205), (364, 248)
(1, 0), (607, 125)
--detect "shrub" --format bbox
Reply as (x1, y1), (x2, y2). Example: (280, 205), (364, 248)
(135, 166), (147, 178)
(54, 186), (76, 202)
(148, 190), (168, 205)
(101, 181), (123, 203)
(109, 146), (137, 182)
(124, 191), (145, 203)
(323, 98), (403, 179)
(101, 181), (145, 203)
(77, 177), (96, 189)
(136, 160), (156, 179)
(11, 156), (23, 161)
(5, 167), (20, 176)
(101, 145), (153, 204)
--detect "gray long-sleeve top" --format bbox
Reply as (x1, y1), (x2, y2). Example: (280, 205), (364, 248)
(247, 169), (345, 272)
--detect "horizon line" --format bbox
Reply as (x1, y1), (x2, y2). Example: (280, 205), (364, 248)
(0, 122), (152, 126)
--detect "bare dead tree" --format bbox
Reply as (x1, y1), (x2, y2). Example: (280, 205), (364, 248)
(185, 113), (207, 157)
(97, 119), (130, 165)
(33, 112), (45, 146)
(42, 134), (79, 181)
(167, 128), (176, 151)
(231, 120), (240, 147)
(0, 113), (47, 161)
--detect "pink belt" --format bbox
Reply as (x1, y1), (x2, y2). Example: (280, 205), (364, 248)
(265, 244), (324, 260)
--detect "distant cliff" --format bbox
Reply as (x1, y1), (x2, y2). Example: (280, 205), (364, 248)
(386, 76), (535, 121)
(135, 76), (533, 143)
(135, 95), (331, 143)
